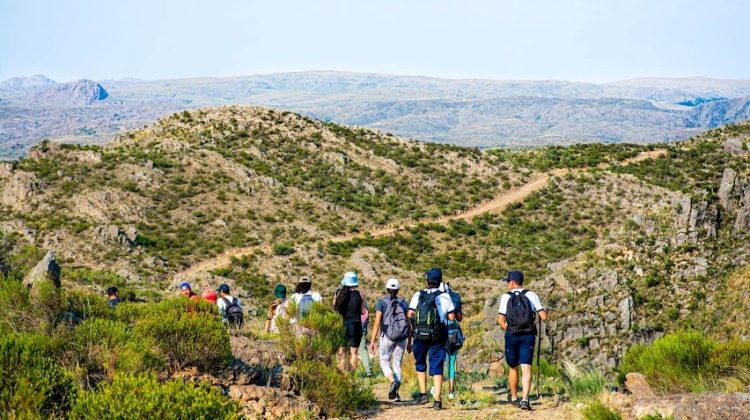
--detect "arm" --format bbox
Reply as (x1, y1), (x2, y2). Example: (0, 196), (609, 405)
(538, 309), (549, 321)
(497, 314), (508, 330)
(369, 310), (383, 353)
(455, 311), (463, 322)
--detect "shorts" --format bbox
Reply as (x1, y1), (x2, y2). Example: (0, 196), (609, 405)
(413, 338), (447, 376)
(344, 320), (363, 348)
(505, 332), (536, 367)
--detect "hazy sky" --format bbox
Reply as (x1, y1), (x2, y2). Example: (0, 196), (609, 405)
(1, 0), (748, 83)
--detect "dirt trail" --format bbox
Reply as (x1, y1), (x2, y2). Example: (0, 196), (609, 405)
(177, 149), (666, 278)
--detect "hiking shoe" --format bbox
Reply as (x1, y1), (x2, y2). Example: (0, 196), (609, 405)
(448, 392), (455, 400)
(519, 400), (532, 411)
(388, 381), (401, 400)
(507, 394), (519, 407)
(432, 400), (442, 410)
(414, 393), (429, 405)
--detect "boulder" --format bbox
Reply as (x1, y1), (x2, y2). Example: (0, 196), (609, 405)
(719, 168), (739, 213)
(618, 296), (634, 330)
(0, 162), (13, 178)
(1, 171), (42, 209)
(626, 372), (656, 399)
(23, 251), (61, 290)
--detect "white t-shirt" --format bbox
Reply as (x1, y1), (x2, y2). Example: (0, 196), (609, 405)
(217, 295), (241, 313)
(408, 288), (456, 324)
(290, 291), (322, 305)
(498, 288), (544, 315)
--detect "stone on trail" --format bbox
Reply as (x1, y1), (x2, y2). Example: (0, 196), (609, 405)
(625, 372), (656, 400)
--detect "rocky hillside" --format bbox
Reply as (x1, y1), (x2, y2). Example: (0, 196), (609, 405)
(1, 106), (748, 373)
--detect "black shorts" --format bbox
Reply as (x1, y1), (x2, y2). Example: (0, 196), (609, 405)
(344, 320), (363, 348)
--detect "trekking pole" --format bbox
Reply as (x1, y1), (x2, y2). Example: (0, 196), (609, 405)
(536, 317), (542, 400)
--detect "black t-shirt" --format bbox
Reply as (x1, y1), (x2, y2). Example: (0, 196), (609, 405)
(340, 289), (363, 323)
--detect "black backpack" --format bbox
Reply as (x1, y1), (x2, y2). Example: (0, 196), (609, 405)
(506, 290), (537, 335)
(221, 297), (244, 327)
(414, 291), (442, 342)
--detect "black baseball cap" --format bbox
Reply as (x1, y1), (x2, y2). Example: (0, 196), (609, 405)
(503, 271), (524, 284)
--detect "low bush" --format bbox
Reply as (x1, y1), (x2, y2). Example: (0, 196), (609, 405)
(277, 302), (347, 363)
(291, 360), (375, 418)
(562, 361), (607, 401)
(133, 299), (231, 372)
(0, 333), (78, 418)
(70, 374), (240, 419)
(581, 401), (622, 420)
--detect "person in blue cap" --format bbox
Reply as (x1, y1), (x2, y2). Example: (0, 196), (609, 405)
(407, 268), (456, 410)
(497, 270), (548, 411)
(179, 282), (200, 301)
(334, 271), (367, 372)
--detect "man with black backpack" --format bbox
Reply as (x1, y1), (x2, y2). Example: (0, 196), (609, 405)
(369, 278), (411, 401)
(497, 271), (548, 411)
(408, 268), (456, 410)
(216, 284), (244, 330)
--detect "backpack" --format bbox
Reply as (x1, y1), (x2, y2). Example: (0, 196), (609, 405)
(297, 293), (315, 319)
(506, 290), (537, 335)
(221, 297), (244, 328)
(447, 323), (464, 353)
(414, 291), (443, 342)
(381, 297), (410, 342)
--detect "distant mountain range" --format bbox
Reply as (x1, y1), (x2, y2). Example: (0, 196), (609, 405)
(1, 71), (750, 159)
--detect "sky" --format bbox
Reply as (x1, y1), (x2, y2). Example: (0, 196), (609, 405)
(1, 0), (749, 83)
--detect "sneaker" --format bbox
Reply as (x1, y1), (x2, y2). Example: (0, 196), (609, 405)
(507, 394), (519, 407)
(448, 392), (455, 400)
(432, 400), (442, 410)
(388, 381), (401, 400)
(413, 393), (429, 405)
(519, 400), (532, 411)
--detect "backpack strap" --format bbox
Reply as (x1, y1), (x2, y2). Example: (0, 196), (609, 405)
(221, 296), (231, 306)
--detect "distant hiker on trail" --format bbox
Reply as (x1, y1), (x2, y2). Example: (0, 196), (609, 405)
(285, 276), (322, 323)
(369, 278), (411, 402)
(201, 290), (218, 305)
(216, 284), (244, 330)
(264, 284), (287, 334)
(497, 270), (548, 411)
(179, 282), (201, 301)
(106, 286), (121, 309)
(441, 281), (464, 400)
(358, 307), (374, 377)
(408, 268), (456, 410)
(334, 272), (367, 372)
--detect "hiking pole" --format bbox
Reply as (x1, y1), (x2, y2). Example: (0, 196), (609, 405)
(536, 317), (542, 400)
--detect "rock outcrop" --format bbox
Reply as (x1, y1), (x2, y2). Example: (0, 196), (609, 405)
(718, 168), (750, 233)
(23, 251), (61, 290)
(1, 171), (42, 209)
(674, 195), (718, 244)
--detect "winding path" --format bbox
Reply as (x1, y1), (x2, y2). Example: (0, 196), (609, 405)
(178, 149), (666, 277)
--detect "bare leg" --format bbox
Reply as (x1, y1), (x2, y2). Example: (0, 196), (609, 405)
(508, 366), (519, 400)
(521, 364), (532, 400)
(433, 374), (444, 401)
(417, 371), (427, 394)
(349, 347), (359, 372)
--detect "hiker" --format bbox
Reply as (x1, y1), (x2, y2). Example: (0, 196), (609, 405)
(497, 270), (548, 411)
(408, 268), (456, 410)
(216, 284), (244, 329)
(334, 272), (367, 372)
(106, 286), (121, 309)
(264, 284), (287, 334)
(179, 282), (201, 301)
(369, 278), (411, 401)
(358, 307), (374, 377)
(201, 290), (218, 305)
(441, 281), (464, 400)
(285, 276), (322, 323)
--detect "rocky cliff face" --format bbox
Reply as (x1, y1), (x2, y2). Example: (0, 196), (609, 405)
(719, 168), (750, 233)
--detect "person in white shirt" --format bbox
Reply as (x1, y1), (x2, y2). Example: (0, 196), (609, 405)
(496, 270), (548, 411)
(284, 276), (322, 323)
(407, 268), (456, 410)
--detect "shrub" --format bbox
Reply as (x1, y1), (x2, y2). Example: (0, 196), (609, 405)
(291, 360), (375, 418)
(0, 334), (78, 418)
(620, 331), (715, 393)
(70, 374), (239, 419)
(133, 299), (231, 372)
(563, 361), (607, 401)
(68, 318), (164, 386)
(581, 401), (622, 420)
(277, 302), (347, 363)
(273, 242), (296, 256)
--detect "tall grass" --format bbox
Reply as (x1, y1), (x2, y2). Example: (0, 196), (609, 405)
(562, 360), (607, 401)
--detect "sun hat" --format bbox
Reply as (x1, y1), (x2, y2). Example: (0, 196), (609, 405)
(342, 272), (359, 287)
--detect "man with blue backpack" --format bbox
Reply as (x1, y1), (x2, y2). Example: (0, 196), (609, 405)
(408, 268), (457, 410)
(497, 270), (548, 411)
(369, 278), (412, 401)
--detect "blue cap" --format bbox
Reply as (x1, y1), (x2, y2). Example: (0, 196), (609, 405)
(503, 271), (524, 284)
(216, 284), (230, 293)
(426, 268), (442, 284)
(179, 282), (191, 290)
(342, 272), (359, 287)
